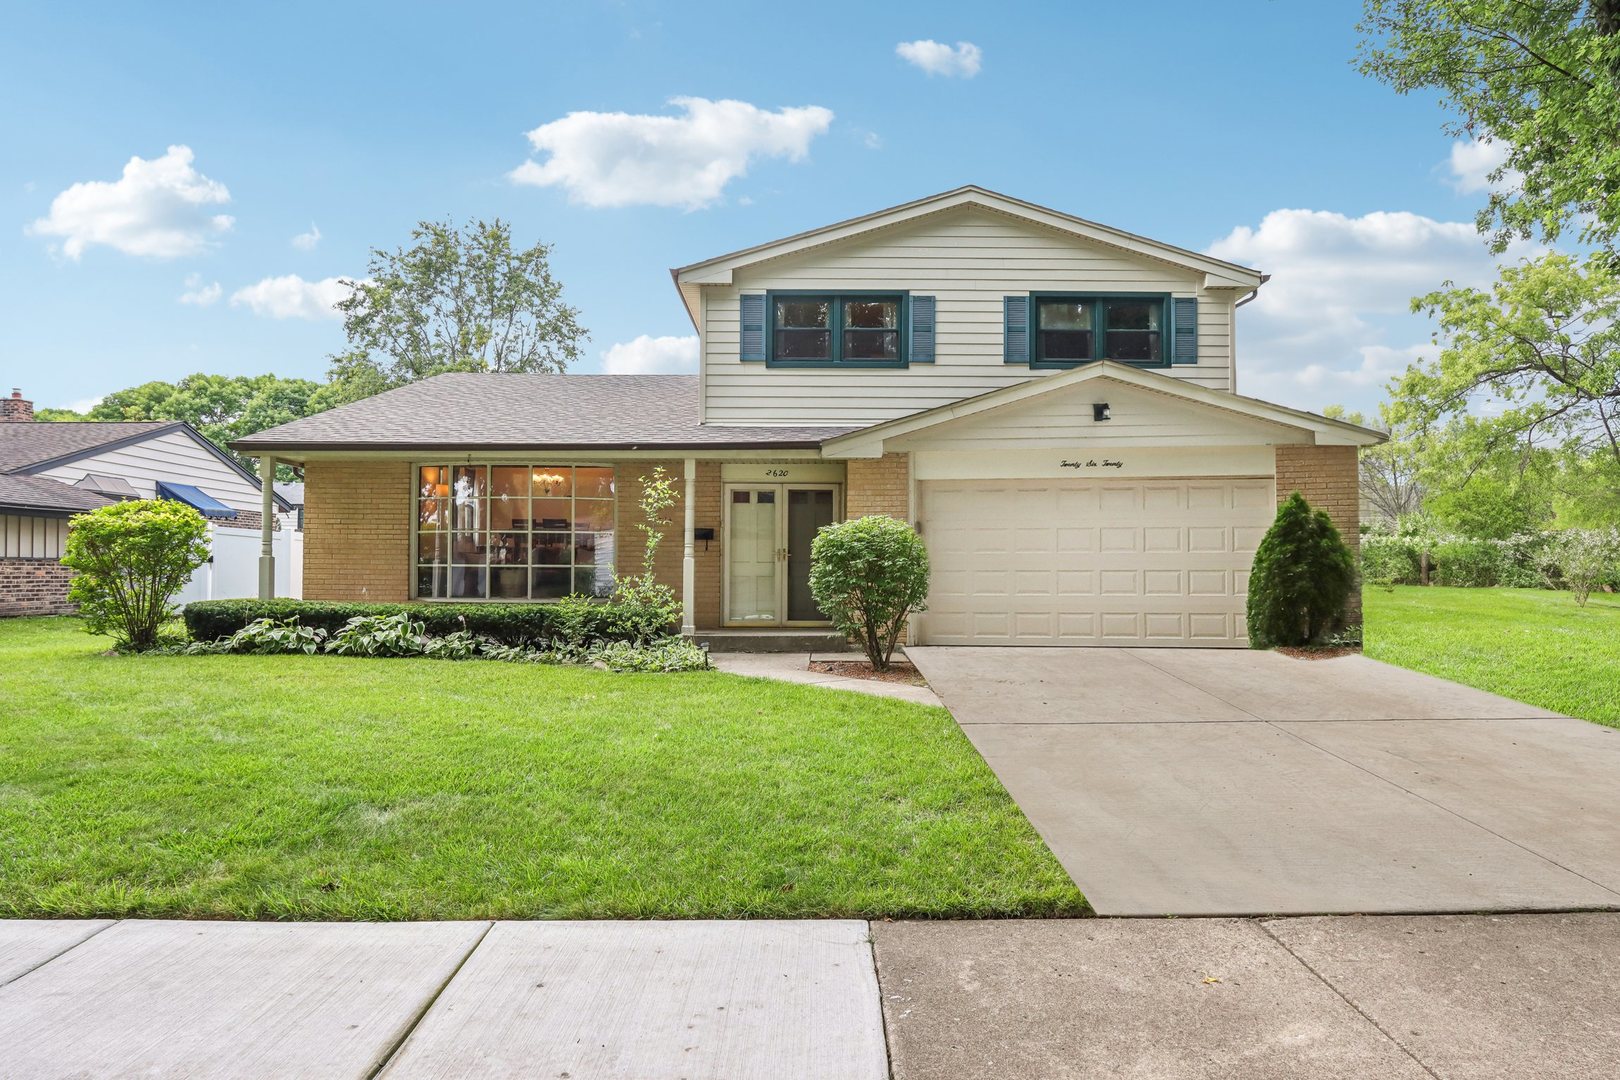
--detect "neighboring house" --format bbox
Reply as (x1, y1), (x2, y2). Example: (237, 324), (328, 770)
(235, 187), (1383, 647)
(0, 390), (295, 616)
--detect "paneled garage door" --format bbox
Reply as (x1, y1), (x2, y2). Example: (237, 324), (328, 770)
(918, 478), (1274, 646)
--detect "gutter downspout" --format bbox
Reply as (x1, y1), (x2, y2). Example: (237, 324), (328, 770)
(1231, 273), (1269, 397)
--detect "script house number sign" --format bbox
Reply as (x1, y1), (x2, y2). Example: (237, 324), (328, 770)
(1060, 458), (1125, 470)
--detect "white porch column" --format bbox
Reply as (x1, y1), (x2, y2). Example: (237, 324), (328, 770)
(681, 457), (697, 637)
(258, 455), (276, 600)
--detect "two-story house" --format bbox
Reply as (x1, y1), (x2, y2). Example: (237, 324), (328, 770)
(234, 187), (1382, 647)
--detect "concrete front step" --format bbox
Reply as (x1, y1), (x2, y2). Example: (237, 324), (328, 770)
(694, 629), (850, 653)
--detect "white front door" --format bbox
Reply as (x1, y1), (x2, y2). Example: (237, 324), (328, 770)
(724, 484), (839, 625)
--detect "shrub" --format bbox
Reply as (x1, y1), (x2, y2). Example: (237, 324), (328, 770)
(325, 612), (431, 657)
(183, 599), (627, 646)
(1548, 528), (1620, 607)
(211, 617), (327, 655)
(608, 467), (683, 641)
(1246, 492), (1356, 648)
(590, 638), (711, 673)
(62, 500), (211, 651)
(1430, 538), (1504, 588)
(1360, 534), (1423, 586)
(809, 515), (929, 671)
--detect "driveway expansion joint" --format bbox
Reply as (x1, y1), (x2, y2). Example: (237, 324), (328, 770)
(368, 919), (495, 1079)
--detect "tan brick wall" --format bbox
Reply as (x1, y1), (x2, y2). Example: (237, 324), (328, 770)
(0, 558), (74, 616)
(845, 453), (910, 520)
(303, 460), (412, 602)
(1274, 444), (1362, 622)
(616, 460), (723, 630)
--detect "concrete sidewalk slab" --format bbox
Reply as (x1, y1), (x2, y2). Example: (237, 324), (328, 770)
(1266, 914), (1620, 1080)
(0, 920), (111, 987)
(381, 920), (887, 1080)
(907, 646), (1255, 724)
(710, 651), (942, 707)
(1279, 718), (1620, 897)
(962, 720), (1619, 915)
(0, 919), (489, 1079)
(872, 919), (1430, 1080)
(1130, 650), (1565, 721)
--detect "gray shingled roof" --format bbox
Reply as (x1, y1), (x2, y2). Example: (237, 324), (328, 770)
(232, 373), (859, 452)
(0, 473), (115, 515)
(0, 421), (175, 472)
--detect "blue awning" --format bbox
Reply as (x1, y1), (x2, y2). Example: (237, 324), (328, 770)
(156, 481), (239, 519)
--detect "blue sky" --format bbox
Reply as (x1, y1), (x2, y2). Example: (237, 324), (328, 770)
(3, 1), (1522, 415)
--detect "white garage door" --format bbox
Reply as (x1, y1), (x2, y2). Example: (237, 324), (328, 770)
(919, 478), (1274, 646)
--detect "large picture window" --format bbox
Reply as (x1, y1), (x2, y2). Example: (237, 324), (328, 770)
(769, 293), (904, 366)
(415, 464), (615, 601)
(1034, 295), (1165, 366)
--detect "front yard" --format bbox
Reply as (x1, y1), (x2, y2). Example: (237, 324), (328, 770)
(1364, 586), (1620, 729)
(0, 617), (1084, 921)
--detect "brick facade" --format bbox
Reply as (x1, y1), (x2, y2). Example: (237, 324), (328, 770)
(302, 460), (412, 602)
(844, 453), (910, 520)
(616, 460), (723, 630)
(0, 558), (74, 616)
(1273, 443), (1363, 622)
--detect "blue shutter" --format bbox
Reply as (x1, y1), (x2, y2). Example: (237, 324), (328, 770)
(739, 293), (766, 361)
(1171, 297), (1197, 365)
(1003, 295), (1030, 364)
(909, 295), (935, 363)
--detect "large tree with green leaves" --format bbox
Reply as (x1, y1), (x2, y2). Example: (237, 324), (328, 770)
(325, 218), (586, 403)
(1357, 0), (1620, 253)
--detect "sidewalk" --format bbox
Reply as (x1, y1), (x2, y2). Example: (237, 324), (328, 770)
(2, 913), (1616, 1078)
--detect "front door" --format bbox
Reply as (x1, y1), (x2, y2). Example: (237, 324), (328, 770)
(724, 484), (840, 625)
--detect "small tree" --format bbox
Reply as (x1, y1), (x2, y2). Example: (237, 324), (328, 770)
(1548, 527), (1620, 607)
(62, 500), (210, 651)
(607, 467), (682, 642)
(809, 515), (930, 671)
(1246, 493), (1356, 648)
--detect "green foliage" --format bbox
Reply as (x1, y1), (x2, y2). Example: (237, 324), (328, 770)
(325, 612), (432, 657)
(1246, 492), (1357, 647)
(1548, 527), (1620, 606)
(590, 639), (712, 673)
(1358, 0), (1620, 253)
(809, 515), (930, 670)
(1361, 533), (1427, 586)
(608, 468), (683, 641)
(1430, 538), (1506, 587)
(62, 501), (211, 652)
(329, 218), (586, 394)
(183, 617), (327, 655)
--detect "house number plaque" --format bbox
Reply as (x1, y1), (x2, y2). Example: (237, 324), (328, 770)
(1060, 458), (1125, 469)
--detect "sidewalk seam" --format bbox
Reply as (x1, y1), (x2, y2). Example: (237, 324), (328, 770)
(865, 921), (898, 1080)
(365, 919), (495, 1080)
(1254, 919), (1442, 1080)
(0, 920), (118, 990)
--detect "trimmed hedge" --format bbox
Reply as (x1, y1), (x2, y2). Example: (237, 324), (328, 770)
(182, 598), (670, 647)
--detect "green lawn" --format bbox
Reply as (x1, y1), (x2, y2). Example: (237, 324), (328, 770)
(0, 617), (1084, 921)
(1365, 585), (1620, 729)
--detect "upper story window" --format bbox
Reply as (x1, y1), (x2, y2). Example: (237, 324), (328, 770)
(1034, 295), (1165, 367)
(769, 293), (905, 366)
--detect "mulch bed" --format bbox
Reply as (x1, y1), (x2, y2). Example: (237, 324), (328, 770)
(809, 659), (929, 686)
(1275, 646), (1361, 660)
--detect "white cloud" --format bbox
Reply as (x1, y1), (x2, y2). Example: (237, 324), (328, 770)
(27, 145), (233, 259)
(1447, 137), (1517, 195)
(1207, 208), (1534, 408)
(601, 334), (699, 374)
(229, 274), (351, 320)
(509, 97), (834, 209)
(178, 273), (222, 306)
(291, 223), (322, 250)
(863, 131), (884, 150)
(895, 40), (982, 78)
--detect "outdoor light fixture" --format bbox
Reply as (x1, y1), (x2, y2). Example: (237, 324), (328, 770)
(1093, 402), (1111, 422)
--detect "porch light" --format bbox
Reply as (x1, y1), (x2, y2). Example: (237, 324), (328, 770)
(1093, 402), (1111, 422)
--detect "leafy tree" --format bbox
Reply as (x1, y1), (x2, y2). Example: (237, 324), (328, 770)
(1548, 527), (1620, 605)
(329, 218), (586, 395)
(1246, 493), (1356, 647)
(606, 467), (682, 643)
(62, 500), (211, 652)
(809, 515), (930, 671)
(1357, 0), (1620, 253)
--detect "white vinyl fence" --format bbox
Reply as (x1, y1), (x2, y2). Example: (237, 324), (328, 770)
(174, 522), (302, 605)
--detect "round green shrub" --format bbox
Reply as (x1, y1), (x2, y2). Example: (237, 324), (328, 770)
(1246, 492), (1356, 648)
(808, 515), (929, 671)
(62, 499), (211, 651)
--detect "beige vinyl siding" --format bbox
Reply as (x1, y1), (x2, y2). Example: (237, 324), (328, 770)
(34, 428), (265, 512)
(702, 207), (1238, 426)
(2, 514), (69, 559)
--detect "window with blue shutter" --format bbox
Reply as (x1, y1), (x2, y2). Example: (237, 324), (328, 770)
(760, 291), (910, 367)
(1171, 296), (1198, 365)
(1003, 295), (1030, 364)
(739, 293), (766, 361)
(909, 295), (935, 363)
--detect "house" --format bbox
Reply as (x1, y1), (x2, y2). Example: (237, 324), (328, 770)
(233, 187), (1383, 647)
(0, 390), (296, 616)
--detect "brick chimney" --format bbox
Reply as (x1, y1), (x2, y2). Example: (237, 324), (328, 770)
(0, 388), (33, 423)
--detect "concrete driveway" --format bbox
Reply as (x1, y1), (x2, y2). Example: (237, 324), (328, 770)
(907, 647), (1620, 916)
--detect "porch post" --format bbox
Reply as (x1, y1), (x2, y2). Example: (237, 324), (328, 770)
(258, 455), (276, 599)
(681, 457), (697, 637)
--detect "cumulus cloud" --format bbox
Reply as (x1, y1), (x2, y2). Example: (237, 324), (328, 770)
(509, 97), (834, 209)
(601, 334), (699, 374)
(895, 40), (982, 77)
(229, 274), (351, 320)
(27, 145), (233, 259)
(1207, 208), (1532, 407)
(291, 223), (322, 250)
(1447, 137), (1518, 195)
(178, 273), (222, 306)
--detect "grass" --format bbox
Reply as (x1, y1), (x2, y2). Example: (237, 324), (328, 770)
(0, 617), (1085, 921)
(1364, 585), (1620, 729)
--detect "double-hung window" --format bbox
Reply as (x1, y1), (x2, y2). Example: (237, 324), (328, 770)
(770, 293), (904, 365)
(1034, 295), (1165, 366)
